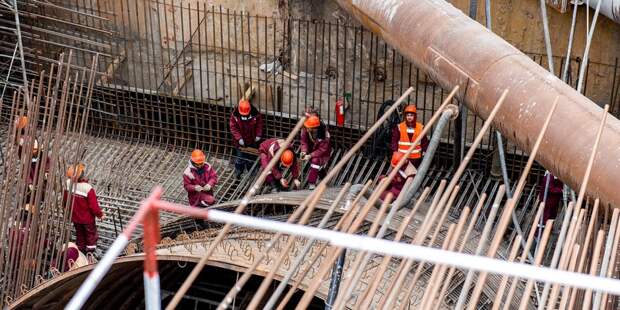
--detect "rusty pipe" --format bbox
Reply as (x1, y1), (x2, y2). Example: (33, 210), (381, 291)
(336, 0), (620, 208)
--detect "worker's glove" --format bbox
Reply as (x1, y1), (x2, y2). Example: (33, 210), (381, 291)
(255, 136), (261, 142)
(99, 213), (106, 220)
(239, 139), (245, 146)
(28, 184), (34, 192)
(299, 152), (306, 159)
(280, 178), (289, 188)
(293, 179), (301, 189)
(194, 185), (204, 192)
(302, 154), (312, 161)
(203, 184), (212, 191)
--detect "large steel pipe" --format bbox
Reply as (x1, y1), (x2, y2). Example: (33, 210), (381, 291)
(588, 0), (620, 23)
(336, 0), (620, 208)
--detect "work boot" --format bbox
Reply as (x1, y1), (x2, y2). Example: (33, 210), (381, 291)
(235, 169), (243, 180)
(308, 184), (316, 190)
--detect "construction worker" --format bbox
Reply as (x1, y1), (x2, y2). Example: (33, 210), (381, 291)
(24, 139), (52, 206)
(64, 163), (104, 255)
(538, 171), (564, 225)
(379, 152), (417, 202)
(14, 115), (29, 154)
(259, 138), (300, 193)
(391, 104), (429, 168)
(304, 105), (319, 118)
(51, 242), (89, 272)
(183, 149), (218, 207)
(7, 205), (32, 269)
(300, 115), (331, 190)
(230, 98), (263, 178)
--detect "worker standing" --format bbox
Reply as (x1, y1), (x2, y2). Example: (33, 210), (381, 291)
(183, 149), (218, 207)
(64, 163), (104, 256)
(259, 138), (301, 193)
(391, 104), (429, 168)
(300, 116), (331, 190)
(230, 98), (263, 179)
(379, 152), (417, 202)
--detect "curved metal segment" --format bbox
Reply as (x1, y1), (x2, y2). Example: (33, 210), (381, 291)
(587, 0), (620, 23)
(337, 0), (620, 208)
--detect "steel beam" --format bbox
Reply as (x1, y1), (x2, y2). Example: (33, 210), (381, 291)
(336, 0), (620, 208)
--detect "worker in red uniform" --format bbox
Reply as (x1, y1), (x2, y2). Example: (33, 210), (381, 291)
(259, 138), (301, 193)
(304, 106), (319, 118)
(64, 163), (104, 255)
(25, 139), (51, 207)
(538, 171), (564, 225)
(14, 115), (28, 149)
(379, 152), (417, 202)
(391, 104), (429, 168)
(300, 116), (331, 190)
(230, 98), (264, 178)
(7, 206), (32, 270)
(183, 149), (218, 207)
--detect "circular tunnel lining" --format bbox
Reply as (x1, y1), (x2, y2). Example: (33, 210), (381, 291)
(11, 257), (325, 309)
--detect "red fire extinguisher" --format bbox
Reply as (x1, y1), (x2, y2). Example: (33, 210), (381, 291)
(335, 97), (345, 126)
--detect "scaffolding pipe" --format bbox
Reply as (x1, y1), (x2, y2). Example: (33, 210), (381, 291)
(335, 0), (620, 209)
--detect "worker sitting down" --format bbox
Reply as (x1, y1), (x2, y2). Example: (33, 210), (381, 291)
(64, 163), (104, 256)
(259, 138), (300, 193)
(183, 149), (218, 207)
(230, 98), (264, 178)
(391, 104), (429, 168)
(300, 115), (331, 190)
(379, 152), (417, 202)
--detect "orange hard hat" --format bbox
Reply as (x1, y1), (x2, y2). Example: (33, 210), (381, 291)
(191, 149), (205, 165)
(15, 116), (28, 130)
(304, 116), (321, 129)
(67, 163), (85, 179)
(280, 150), (294, 168)
(391, 151), (405, 168)
(238, 99), (251, 116)
(404, 105), (417, 114)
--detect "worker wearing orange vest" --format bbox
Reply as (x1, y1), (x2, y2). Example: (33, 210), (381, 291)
(390, 104), (429, 168)
(379, 152), (417, 202)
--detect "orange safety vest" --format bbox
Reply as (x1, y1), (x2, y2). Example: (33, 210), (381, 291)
(398, 122), (424, 159)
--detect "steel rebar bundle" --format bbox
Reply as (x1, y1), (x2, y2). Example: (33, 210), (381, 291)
(0, 52), (97, 307)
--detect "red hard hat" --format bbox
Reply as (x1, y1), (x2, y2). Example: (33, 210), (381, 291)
(404, 105), (417, 114)
(67, 163), (85, 179)
(391, 151), (405, 168)
(238, 99), (251, 116)
(191, 149), (206, 165)
(304, 116), (321, 129)
(280, 150), (294, 168)
(15, 116), (28, 130)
